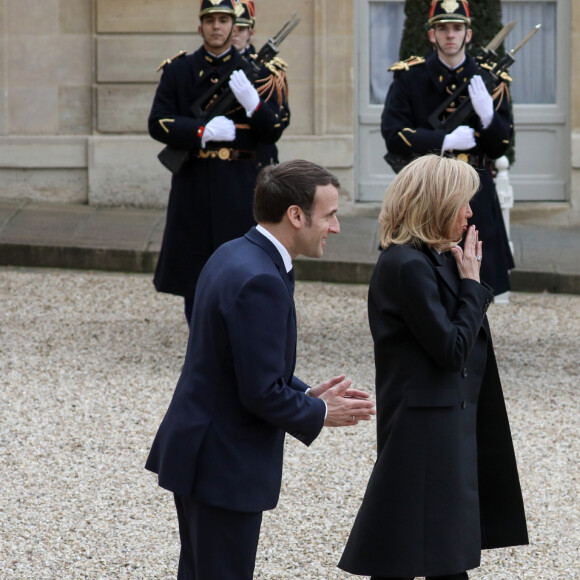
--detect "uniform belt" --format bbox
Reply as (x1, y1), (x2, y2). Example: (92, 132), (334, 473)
(197, 148), (256, 162)
(454, 153), (487, 168)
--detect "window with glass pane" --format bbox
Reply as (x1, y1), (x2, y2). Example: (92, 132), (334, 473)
(501, 2), (556, 104)
(369, 1), (405, 105)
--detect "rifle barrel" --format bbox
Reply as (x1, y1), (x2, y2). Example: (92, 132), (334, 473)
(483, 20), (518, 53)
(509, 24), (541, 56)
(272, 12), (301, 46)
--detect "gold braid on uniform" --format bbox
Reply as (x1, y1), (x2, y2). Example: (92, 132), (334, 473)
(491, 81), (510, 110)
(255, 57), (289, 109)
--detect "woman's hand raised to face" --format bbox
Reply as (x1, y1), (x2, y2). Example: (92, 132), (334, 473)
(450, 225), (483, 283)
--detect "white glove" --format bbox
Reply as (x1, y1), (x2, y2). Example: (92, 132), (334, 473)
(229, 69), (260, 117)
(201, 116), (235, 148)
(468, 75), (494, 128)
(442, 125), (476, 152)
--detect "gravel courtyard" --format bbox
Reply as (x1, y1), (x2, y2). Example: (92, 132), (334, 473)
(0, 268), (578, 579)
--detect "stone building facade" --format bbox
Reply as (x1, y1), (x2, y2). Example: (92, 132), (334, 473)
(0, 0), (578, 220)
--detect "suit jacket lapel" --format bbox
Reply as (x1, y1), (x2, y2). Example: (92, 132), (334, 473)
(422, 245), (461, 298)
(245, 227), (298, 377)
(245, 227), (295, 298)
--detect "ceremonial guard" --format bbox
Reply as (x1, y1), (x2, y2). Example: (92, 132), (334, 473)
(232, 0), (256, 58)
(149, 0), (290, 323)
(381, 0), (515, 295)
(232, 0), (290, 166)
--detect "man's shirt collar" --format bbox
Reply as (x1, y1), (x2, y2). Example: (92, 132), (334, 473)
(256, 225), (293, 273)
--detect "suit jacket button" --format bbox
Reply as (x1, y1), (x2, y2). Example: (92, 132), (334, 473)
(462, 401), (467, 409)
(462, 368), (468, 378)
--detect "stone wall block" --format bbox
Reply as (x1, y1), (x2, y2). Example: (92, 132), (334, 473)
(6, 0), (59, 35)
(572, 131), (580, 169)
(0, 137), (87, 168)
(0, 169), (88, 203)
(8, 35), (92, 87)
(9, 87), (59, 134)
(572, 3), (580, 129)
(97, 35), (196, 83)
(97, 85), (156, 134)
(88, 137), (170, 207)
(59, 86), (92, 134)
(0, 26), (7, 136)
(325, 34), (354, 134)
(59, 0), (92, 34)
(277, 135), (353, 169)
(96, 0), (195, 33)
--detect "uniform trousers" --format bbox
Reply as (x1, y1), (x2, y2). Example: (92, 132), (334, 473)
(174, 494), (262, 580)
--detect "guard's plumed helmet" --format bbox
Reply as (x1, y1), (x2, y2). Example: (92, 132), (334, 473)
(428, 0), (471, 27)
(199, 0), (236, 19)
(234, 0), (255, 28)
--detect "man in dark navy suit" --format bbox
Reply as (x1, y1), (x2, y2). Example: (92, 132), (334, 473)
(146, 159), (376, 579)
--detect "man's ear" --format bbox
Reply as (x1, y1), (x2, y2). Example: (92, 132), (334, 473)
(465, 28), (473, 44)
(427, 28), (436, 45)
(198, 24), (202, 35)
(286, 205), (304, 230)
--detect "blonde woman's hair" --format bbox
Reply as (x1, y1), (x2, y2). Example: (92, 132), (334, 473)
(379, 155), (480, 252)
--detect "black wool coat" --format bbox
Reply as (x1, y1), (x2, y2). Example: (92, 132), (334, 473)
(381, 52), (515, 294)
(339, 244), (528, 578)
(149, 46), (289, 298)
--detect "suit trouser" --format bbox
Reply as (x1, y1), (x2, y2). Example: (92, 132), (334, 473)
(174, 494), (262, 580)
(370, 573), (468, 580)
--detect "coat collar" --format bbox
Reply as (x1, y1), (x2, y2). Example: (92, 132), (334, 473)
(420, 243), (461, 298)
(200, 46), (236, 66)
(194, 46), (242, 86)
(426, 51), (479, 94)
(245, 227), (295, 298)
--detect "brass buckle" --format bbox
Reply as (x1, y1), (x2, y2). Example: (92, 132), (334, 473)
(218, 147), (231, 160)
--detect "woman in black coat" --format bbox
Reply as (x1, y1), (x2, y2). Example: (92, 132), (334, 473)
(339, 155), (528, 580)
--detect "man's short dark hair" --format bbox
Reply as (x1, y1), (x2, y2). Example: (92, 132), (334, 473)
(253, 159), (340, 224)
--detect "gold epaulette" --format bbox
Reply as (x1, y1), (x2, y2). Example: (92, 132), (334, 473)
(255, 56), (287, 78)
(157, 50), (187, 72)
(478, 61), (513, 83)
(388, 55), (425, 72)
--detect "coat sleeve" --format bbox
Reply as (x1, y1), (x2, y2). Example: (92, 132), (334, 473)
(226, 272), (325, 445)
(381, 252), (493, 371)
(148, 64), (205, 151)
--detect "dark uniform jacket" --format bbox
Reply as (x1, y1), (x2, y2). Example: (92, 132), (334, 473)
(381, 52), (515, 294)
(339, 244), (528, 578)
(149, 46), (289, 298)
(145, 228), (326, 511)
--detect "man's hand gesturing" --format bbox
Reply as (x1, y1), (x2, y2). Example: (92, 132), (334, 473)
(310, 374), (375, 427)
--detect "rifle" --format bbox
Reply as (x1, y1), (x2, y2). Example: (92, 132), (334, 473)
(158, 12), (301, 174)
(427, 23), (541, 133)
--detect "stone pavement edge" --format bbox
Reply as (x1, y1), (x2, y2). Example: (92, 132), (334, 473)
(0, 198), (579, 294)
